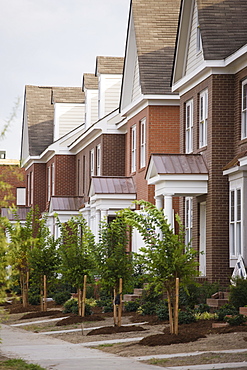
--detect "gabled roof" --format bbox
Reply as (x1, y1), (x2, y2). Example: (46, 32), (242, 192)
(131, 0), (180, 95)
(95, 56), (124, 75)
(82, 73), (98, 90)
(90, 176), (136, 195)
(23, 86), (85, 157)
(198, 0), (247, 60)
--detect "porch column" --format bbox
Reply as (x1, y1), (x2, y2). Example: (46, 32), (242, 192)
(164, 194), (174, 229)
(95, 209), (101, 243)
(101, 209), (108, 222)
(154, 195), (163, 210)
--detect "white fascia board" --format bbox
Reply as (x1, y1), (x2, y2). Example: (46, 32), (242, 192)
(154, 180), (208, 197)
(90, 193), (136, 203)
(91, 198), (136, 210)
(48, 210), (79, 218)
(69, 129), (102, 154)
(173, 46), (247, 95)
(239, 155), (247, 168)
(147, 173), (208, 184)
(223, 166), (240, 177)
(119, 94), (179, 125)
(22, 155), (40, 169)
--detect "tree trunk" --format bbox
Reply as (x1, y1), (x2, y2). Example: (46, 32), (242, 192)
(43, 275), (47, 312)
(117, 278), (122, 327)
(81, 275), (87, 317)
(167, 289), (174, 334)
(78, 288), (82, 316)
(113, 288), (117, 326)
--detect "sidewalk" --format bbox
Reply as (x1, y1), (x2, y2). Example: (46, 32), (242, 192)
(1, 323), (247, 370)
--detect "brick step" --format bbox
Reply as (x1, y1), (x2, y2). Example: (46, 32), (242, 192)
(206, 298), (229, 308)
(133, 288), (143, 295)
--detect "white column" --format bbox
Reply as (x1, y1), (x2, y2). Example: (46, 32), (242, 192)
(164, 194), (174, 229)
(95, 209), (101, 243)
(154, 195), (163, 210)
(101, 209), (108, 222)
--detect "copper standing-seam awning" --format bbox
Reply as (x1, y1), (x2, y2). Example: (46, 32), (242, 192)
(49, 196), (84, 212)
(1, 207), (31, 221)
(90, 176), (136, 195)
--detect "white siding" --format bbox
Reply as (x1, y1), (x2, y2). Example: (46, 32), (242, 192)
(131, 56), (142, 102)
(185, 1), (204, 76)
(85, 89), (98, 128)
(54, 103), (85, 140)
(98, 74), (122, 119)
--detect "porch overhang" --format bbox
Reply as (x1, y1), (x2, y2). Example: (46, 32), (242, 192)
(146, 154), (208, 196)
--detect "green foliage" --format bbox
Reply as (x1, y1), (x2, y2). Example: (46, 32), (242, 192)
(62, 298), (78, 314)
(57, 215), (95, 290)
(28, 290), (40, 306)
(224, 314), (246, 326)
(124, 300), (140, 312)
(120, 201), (199, 294)
(194, 303), (210, 313)
(138, 301), (157, 316)
(229, 278), (247, 309)
(0, 223), (8, 302)
(195, 311), (217, 320)
(178, 310), (196, 324)
(95, 216), (133, 293)
(1, 358), (46, 369)
(216, 304), (238, 322)
(155, 301), (169, 321)
(53, 291), (71, 305)
(179, 281), (221, 308)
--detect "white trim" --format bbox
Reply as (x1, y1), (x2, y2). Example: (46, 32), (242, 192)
(185, 99), (193, 153)
(242, 79), (247, 139)
(131, 125), (137, 173)
(199, 89), (208, 148)
(140, 118), (146, 168)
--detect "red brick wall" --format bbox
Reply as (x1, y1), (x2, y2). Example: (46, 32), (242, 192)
(180, 74), (235, 285)
(125, 105), (180, 204)
(76, 134), (125, 203)
(0, 165), (25, 207)
(53, 155), (76, 196)
(26, 163), (46, 213)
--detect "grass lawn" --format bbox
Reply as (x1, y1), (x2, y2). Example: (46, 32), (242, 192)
(0, 358), (46, 370)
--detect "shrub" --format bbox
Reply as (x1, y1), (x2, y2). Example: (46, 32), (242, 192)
(102, 301), (113, 313)
(63, 299), (78, 314)
(225, 314), (246, 326)
(229, 278), (247, 309)
(194, 303), (210, 313)
(155, 302), (169, 321)
(138, 301), (157, 316)
(195, 312), (217, 320)
(124, 300), (140, 312)
(178, 310), (196, 324)
(84, 303), (93, 316)
(53, 291), (71, 305)
(216, 304), (238, 322)
(28, 292), (40, 306)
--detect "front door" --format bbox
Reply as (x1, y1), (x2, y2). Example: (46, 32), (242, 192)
(199, 202), (206, 276)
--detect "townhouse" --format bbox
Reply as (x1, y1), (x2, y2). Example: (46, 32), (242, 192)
(18, 0), (247, 285)
(149, 0), (247, 285)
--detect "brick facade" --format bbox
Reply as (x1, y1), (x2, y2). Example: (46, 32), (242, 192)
(126, 105), (180, 204)
(0, 164), (25, 207)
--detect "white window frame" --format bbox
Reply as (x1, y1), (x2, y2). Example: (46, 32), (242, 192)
(199, 89), (208, 148)
(96, 144), (101, 176)
(16, 188), (26, 206)
(185, 99), (193, 153)
(90, 149), (95, 177)
(140, 118), (146, 168)
(30, 171), (33, 205)
(47, 166), (51, 202)
(131, 125), (137, 173)
(241, 79), (247, 139)
(230, 188), (242, 258)
(185, 197), (193, 247)
(51, 163), (55, 196)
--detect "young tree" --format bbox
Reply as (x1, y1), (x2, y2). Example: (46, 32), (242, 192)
(0, 225), (8, 302)
(95, 216), (133, 326)
(57, 214), (95, 316)
(5, 209), (37, 307)
(29, 215), (60, 311)
(120, 200), (199, 334)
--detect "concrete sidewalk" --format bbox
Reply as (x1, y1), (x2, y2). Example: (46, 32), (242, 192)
(0, 324), (162, 370)
(1, 323), (247, 370)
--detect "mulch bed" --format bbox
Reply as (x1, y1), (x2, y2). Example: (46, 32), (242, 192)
(87, 325), (147, 335)
(56, 315), (105, 326)
(20, 310), (64, 320)
(140, 320), (247, 346)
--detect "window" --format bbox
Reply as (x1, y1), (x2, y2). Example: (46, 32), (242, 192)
(230, 189), (242, 257)
(131, 125), (136, 172)
(90, 149), (94, 177)
(96, 145), (101, 176)
(140, 118), (146, 168)
(16, 188), (26, 206)
(29, 171), (33, 205)
(242, 80), (247, 139)
(199, 89), (208, 148)
(51, 163), (55, 196)
(185, 197), (193, 247)
(47, 166), (51, 201)
(185, 100), (193, 153)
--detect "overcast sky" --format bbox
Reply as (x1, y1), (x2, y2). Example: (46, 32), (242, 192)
(0, 0), (130, 159)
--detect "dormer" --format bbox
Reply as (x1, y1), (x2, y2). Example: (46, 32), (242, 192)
(82, 73), (98, 129)
(95, 56), (124, 120)
(52, 87), (85, 141)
